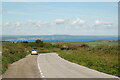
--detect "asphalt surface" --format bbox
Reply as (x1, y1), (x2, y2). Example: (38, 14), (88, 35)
(37, 53), (118, 78)
(3, 53), (118, 79)
(3, 54), (40, 78)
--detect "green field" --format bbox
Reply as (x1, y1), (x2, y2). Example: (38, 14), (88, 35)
(58, 45), (119, 76)
(57, 40), (119, 76)
(85, 40), (118, 46)
(2, 40), (119, 76)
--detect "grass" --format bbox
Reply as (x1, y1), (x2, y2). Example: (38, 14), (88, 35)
(2, 40), (119, 77)
(85, 40), (118, 47)
(0, 45), (1, 75)
(2, 41), (57, 73)
(2, 43), (30, 73)
(58, 45), (119, 76)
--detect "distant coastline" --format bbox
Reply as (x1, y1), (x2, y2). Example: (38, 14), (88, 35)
(2, 35), (118, 42)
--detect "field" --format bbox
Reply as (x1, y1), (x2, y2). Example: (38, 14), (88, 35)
(57, 40), (119, 76)
(1, 40), (119, 76)
(58, 46), (119, 76)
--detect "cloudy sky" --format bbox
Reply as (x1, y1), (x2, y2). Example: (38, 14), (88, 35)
(2, 2), (118, 35)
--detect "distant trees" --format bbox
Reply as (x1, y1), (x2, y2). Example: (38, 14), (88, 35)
(35, 40), (44, 47)
(22, 41), (28, 43)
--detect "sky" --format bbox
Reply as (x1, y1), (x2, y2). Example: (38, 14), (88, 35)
(1, 0), (119, 2)
(1, 2), (118, 36)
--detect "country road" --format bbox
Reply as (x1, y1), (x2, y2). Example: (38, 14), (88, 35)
(3, 54), (40, 78)
(3, 53), (119, 79)
(37, 53), (118, 78)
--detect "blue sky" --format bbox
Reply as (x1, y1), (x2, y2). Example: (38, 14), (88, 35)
(2, 2), (118, 35)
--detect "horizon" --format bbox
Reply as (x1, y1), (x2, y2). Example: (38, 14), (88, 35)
(1, 34), (118, 36)
(2, 35), (118, 42)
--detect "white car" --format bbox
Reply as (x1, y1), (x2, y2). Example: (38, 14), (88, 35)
(31, 50), (38, 55)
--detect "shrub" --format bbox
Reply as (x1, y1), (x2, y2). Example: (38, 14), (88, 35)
(58, 45), (119, 76)
(35, 40), (44, 47)
(2, 43), (29, 73)
(22, 41), (28, 43)
(79, 44), (89, 47)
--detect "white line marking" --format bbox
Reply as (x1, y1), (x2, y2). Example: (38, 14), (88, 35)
(37, 54), (45, 78)
(56, 53), (119, 78)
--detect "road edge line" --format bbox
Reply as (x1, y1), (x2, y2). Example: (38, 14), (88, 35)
(37, 54), (45, 78)
(55, 53), (119, 78)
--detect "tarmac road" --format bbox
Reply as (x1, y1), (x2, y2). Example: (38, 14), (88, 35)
(3, 54), (40, 78)
(37, 53), (118, 78)
(3, 53), (119, 79)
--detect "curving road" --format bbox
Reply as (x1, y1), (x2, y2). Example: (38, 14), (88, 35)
(3, 53), (119, 79)
(37, 53), (118, 78)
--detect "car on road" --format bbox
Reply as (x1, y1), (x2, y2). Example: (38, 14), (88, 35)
(31, 49), (38, 55)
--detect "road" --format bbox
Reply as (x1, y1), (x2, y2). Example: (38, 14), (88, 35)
(3, 54), (40, 78)
(37, 53), (118, 78)
(3, 53), (118, 79)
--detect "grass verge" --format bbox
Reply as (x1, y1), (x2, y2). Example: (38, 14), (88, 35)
(2, 43), (29, 74)
(58, 45), (119, 76)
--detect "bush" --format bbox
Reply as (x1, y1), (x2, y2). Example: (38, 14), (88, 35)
(22, 41), (28, 43)
(79, 44), (89, 47)
(60, 44), (78, 50)
(58, 45), (119, 76)
(35, 40), (44, 47)
(2, 43), (29, 74)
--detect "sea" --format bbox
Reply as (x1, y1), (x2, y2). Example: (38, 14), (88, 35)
(1, 35), (118, 42)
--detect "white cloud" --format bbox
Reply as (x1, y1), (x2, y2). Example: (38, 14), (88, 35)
(15, 22), (21, 26)
(3, 18), (116, 36)
(0, 8), (2, 14)
(3, 22), (21, 27)
(25, 20), (48, 27)
(95, 20), (102, 24)
(35, 21), (51, 27)
(72, 18), (85, 25)
(54, 19), (68, 24)
(93, 20), (113, 27)
(103, 22), (113, 27)
(4, 22), (10, 26)
(3, 22), (13, 27)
